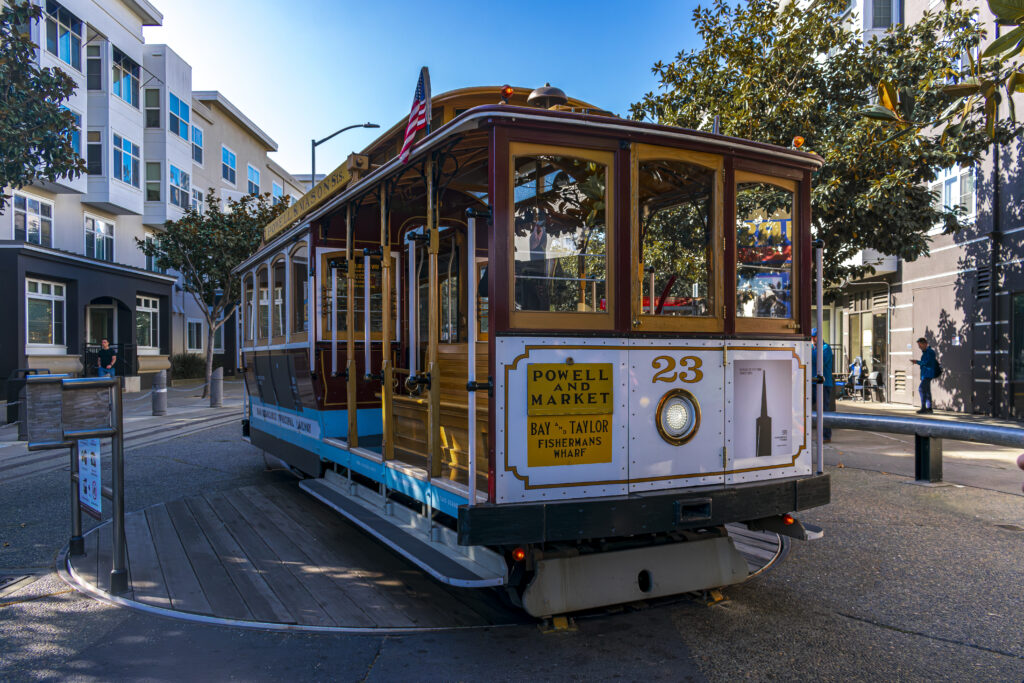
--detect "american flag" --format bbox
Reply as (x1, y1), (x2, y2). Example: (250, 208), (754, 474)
(399, 67), (431, 163)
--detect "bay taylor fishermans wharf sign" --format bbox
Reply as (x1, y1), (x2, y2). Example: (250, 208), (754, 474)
(526, 363), (614, 467)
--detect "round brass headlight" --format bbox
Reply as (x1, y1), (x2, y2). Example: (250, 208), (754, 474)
(656, 388), (700, 446)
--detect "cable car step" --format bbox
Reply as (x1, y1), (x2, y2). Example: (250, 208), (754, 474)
(299, 475), (507, 588)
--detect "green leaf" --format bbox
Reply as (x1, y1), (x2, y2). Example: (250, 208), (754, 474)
(1008, 68), (1024, 92)
(942, 79), (981, 98)
(987, 0), (1024, 24)
(859, 104), (900, 121)
(983, 24), (1024, 57)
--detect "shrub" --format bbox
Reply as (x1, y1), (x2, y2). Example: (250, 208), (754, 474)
(170, 353), (206, 380)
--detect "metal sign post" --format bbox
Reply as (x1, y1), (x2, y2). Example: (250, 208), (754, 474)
(25, 375), (127, 594)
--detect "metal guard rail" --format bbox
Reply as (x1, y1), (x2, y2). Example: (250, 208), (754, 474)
(815, 411), (1024, 484)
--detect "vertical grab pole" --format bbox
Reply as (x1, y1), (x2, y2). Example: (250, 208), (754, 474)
(109, 380), (128, 594)
(308, 235), (315, 373)
(408, 234), (418, 376)
(380, 186), (394, 464)
(364, 253), (371, 376)
(330, 265), (338, 376)
(815, 240), (824, 476)
(466, 214), (477, 506)
(346, 205), (359, 450)
(427, 159), (442, 480)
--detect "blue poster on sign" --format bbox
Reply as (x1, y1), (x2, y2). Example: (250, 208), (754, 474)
(78, 438), (102, 520)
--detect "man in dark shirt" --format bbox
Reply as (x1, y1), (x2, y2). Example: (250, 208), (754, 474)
(97, 338), (117, 378)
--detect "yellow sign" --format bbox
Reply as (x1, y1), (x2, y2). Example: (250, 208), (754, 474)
(527, 363), (613, 416)
(262, 161), (353, 242)
(527, 415), (613, 467)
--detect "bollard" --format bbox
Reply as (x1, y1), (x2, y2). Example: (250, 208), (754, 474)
(210, 367), (223, 408)
(17, 386), (27, 441)
(914, 434), (943, 483)
(152, 369), (167, 416)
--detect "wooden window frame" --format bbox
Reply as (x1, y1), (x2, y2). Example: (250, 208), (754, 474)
(289, 242), (309, 344)
(734, 171), (800, 335)
(507, 142), (616, 331)
(631, 143), (725, 334)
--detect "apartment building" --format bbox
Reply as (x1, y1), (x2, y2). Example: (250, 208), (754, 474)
(1, 0), (303, 399)
(822, 0), (1023, 417)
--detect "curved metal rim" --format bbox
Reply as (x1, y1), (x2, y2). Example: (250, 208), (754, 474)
(742, 531), (790, 581)
(56, 522), (521, 635)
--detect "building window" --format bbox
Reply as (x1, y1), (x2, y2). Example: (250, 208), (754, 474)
(170, 164), (190, 210)
(113, 134), (140, 188)
(931, 166), (976, 219)
(26, 278), (66, 347)
(13, 193), (53, 247)
(145, 162), (161, 201)
(272, 181), (284, 205)
(213, 318), (224, 352)
(192, 188), (204, 213)
(169, 93), (189, 140)
(247, 165), (260, 195)
(84, 215), (114, 262)
(145, 235), (166, 274)
(872, 0), (897, 28)
(145, 89), (160, 128)
(86, 44), (101, 90)
(62, 106), (82, 156)
(191, 125), (203, 165)
(187, 319), (203, 352)
(111, 47), (140, 108)
(136, 296), (160, 349)
(44, 1), (82, 71)
(222, 146), (236, 184)
(87, 131), (102, 175)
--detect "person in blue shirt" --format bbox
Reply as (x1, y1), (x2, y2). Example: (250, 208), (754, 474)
(811, 328), (834, 442)
(911, 337), (938, 414)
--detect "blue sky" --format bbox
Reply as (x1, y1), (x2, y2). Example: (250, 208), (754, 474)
(146, 0), (701, 178)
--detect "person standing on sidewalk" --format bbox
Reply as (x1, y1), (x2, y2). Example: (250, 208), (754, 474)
(911, 337), (938, 414)
(97, 338), (117, 378)
(811, 327), (834, 443)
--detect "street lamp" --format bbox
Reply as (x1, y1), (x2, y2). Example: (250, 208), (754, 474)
(311, 122), (380, 187)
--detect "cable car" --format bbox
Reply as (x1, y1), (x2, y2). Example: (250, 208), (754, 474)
(235, 83), (829, 617)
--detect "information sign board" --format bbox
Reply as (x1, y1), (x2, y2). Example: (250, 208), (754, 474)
(78, 438), (102, 519)
(526, 362), (614, 467)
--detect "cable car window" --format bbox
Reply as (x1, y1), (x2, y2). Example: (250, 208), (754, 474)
(512, 154), (608, 315)
(736, 181), (795, 320)
(638, 159), (714, 317)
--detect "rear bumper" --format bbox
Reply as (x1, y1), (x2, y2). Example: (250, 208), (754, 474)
(458, 473), (830, 546)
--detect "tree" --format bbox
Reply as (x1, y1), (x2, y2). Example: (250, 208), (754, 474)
(630, 0), (1019, 286)
(0, 1), (86, 213)
(137, 192), (290, 397)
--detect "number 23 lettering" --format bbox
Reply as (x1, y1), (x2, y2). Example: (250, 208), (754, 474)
(651, 356), (703, 384)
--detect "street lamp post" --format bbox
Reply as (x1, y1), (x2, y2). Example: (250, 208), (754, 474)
(311, 122), (380, 187)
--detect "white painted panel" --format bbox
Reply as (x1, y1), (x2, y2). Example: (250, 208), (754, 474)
(627, 339), (725, 491)
(724, 341), (811, 485)
(494, 336), (629, 503)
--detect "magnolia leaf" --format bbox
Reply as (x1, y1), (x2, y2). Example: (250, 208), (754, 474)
(879, 81), (899, 114)
(1009, 68), (1024, 92)
(941, 80), (981, 97)
(898, 87), (916, 122)
(983, 24), (1024, 57)
(988, 0), (1024, 24)
(859, 104), (901, 122)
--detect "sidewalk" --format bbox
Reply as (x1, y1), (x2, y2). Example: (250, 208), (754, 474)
(824, 397), (1024, 496)
(0, 379), (245, 483)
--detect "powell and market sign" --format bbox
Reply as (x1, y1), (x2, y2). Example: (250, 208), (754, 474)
(263, 162), (353, 242)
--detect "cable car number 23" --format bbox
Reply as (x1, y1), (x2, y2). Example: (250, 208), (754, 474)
(651, 356), (703, 384)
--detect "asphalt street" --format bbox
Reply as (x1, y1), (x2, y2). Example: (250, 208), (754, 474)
(2, 417), (1023, 681)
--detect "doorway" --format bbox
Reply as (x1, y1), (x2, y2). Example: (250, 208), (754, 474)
(87, 305), (116, 344)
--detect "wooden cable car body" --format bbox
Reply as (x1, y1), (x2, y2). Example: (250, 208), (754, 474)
(235, 86), (829, 617)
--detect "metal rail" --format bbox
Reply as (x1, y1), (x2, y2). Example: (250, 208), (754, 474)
(819, 410), (1024, 484)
